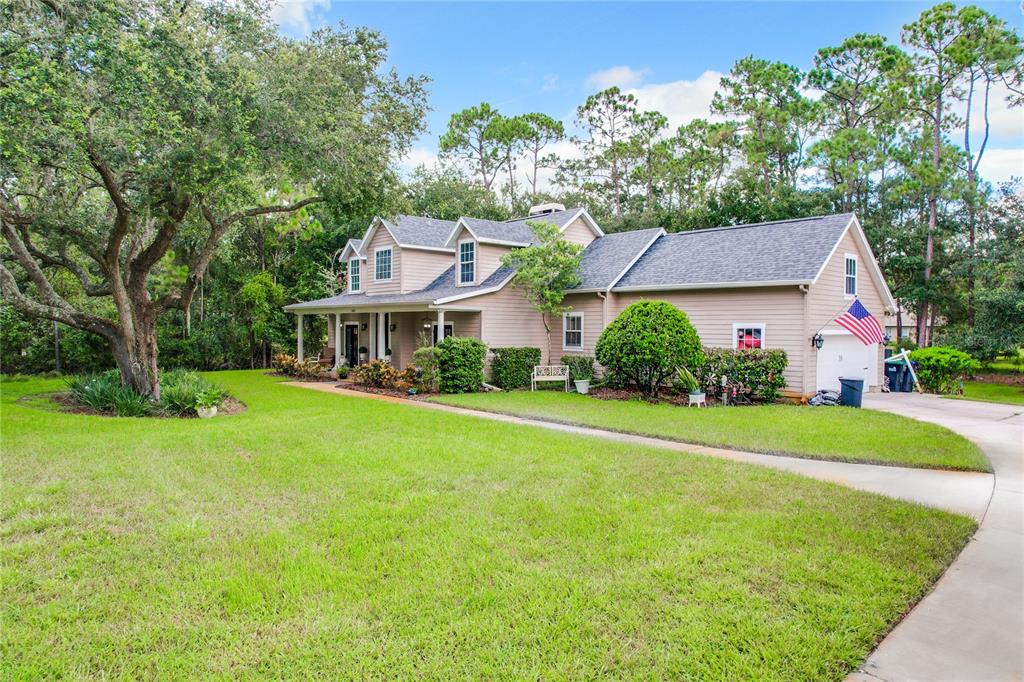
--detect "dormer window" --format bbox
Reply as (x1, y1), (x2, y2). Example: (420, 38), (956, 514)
(374, 247), (392, 282)
(348, 258), (361, 292)
(458, 240), (476, 285)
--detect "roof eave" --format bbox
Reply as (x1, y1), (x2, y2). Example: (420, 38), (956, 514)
(612, 280), (811, 293)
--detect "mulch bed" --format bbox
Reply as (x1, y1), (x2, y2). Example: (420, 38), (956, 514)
(25, 391), (247, 418)
(588, 386), (727, 406)
(267, 371), (335, 383)
(337, 383), (436, 400)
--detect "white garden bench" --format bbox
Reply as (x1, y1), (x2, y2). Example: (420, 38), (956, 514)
(531, 365), (569, 392)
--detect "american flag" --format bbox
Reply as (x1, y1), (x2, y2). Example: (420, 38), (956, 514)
(836, 299), (885, 345)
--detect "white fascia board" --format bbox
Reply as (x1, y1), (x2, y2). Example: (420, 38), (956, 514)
(605, 228), (666, 291)
(401, 244), (455, 254)
(476, 237), (530, 247)
(442, 218), (474, 248)
(562, 208), (605, 237)
(612, 280), (809, 293)
(810, 216), (853, 285)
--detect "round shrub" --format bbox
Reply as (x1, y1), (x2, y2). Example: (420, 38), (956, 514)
(595, 301), (704, 397)
(435, 336), (487, 393)
(910, 346), (979, 394)
(491, 347), (542, 390)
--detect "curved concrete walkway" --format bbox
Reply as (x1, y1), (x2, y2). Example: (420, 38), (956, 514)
(289, 383), (1021, 678)
(848, 393), (1024, 682)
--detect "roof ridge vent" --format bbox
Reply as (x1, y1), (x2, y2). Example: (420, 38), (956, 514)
(527, 202), (566, 217)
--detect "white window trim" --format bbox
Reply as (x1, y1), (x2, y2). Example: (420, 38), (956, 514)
(374, 247), (393, 282)
(844, 253), (858, 299)
(562, 311), (584, 351)
(348, 257), (361, 292)
(732, 322), (766, 350)
(457, 239), (476, 287)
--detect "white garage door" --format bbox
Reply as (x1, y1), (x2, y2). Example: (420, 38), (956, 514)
(816, 333), (878, 391)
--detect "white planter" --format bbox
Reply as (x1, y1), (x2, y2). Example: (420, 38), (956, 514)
(358, 352), (368, 363)
(687, 391), (706, 407)
(384, 355), (392, 364)
(574, 380), (591, 395)
(197, 405), (217, 419)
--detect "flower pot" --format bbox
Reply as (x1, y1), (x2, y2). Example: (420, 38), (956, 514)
(687, 390), (706, 407)
(358, 352), (368, 363)
(574, 379), (591, 395)
(197, 405), (217, 419)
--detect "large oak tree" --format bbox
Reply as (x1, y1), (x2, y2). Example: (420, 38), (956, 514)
(0, 0), (427, 396)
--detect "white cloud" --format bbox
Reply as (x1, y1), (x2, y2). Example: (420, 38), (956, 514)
(271, 0), (330, 34)
(954, 78), (1024, 143)
(622, 70), (725, 132)
(977, 148), (1024, 184)
(398, 146), (440, 176)
(586, 65), (650, 90)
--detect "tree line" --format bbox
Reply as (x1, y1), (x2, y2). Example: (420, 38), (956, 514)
(435, 2), (1023, 352)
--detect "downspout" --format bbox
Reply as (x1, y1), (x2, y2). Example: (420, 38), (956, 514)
(800, 284), (810, 401)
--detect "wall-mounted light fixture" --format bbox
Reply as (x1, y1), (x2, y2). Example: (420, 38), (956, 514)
(389, 323), (397, 332)
(811, 333), (824, 350)
(360, 322), (368, 331)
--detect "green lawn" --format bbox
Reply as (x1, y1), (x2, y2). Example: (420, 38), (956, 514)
(430, 391), (988, 472)
(945, 380), (1024, 406)
(2, 371), (976, 679)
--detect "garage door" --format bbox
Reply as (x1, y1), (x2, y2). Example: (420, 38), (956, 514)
(816, 333), (878, 391)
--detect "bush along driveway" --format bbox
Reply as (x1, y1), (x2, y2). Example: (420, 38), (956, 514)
(428, 391), (989, 472)
(3, 371), (979, 680)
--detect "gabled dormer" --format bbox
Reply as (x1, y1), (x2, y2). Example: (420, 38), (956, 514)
(442, 206), (604, 285)
(339, 238), (365, 293)
(357, 215), (457, 294)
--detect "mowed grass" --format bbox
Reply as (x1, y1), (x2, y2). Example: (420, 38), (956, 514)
(944, 380), (1024, 406)
(2, 371), (976, 680)
(430, 390), (988, 472)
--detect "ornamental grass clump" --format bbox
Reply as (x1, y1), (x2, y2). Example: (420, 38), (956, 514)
(595, 301), (704, 398)
(66, 369), (226, 417)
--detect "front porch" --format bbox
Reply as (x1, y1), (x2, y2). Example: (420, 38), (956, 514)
(294, 306), (481, 370)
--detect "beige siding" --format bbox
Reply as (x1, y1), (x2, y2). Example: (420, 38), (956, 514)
(557, 293), (606, 359)
(807, 227), (887, 389)
(402, 249), (453, 292)
(477, 243), (511, 282)
(560, 215), (598, 247)
(612, 288), (808, 394)
(473, 284), (552, 361)
(366, 227), (401, 295)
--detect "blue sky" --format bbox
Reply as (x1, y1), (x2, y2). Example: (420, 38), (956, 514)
(276, 1), (1023, 183)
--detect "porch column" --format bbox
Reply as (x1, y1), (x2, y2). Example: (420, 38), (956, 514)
(435, 309), (445, 345)
(376, 312), (387, 358)
(296, 313), (304, 362)
(334, 313), (342, 368)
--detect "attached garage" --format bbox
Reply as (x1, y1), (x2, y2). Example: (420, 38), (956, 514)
(816, 332), (879, 392)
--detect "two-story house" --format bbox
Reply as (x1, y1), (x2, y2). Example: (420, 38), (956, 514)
(284, 204), (896, 398)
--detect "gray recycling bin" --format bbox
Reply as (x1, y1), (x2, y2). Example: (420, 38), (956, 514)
(839, 377), (865, 407)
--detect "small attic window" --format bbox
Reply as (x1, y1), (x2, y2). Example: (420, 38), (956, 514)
(845, 254), (857, 297)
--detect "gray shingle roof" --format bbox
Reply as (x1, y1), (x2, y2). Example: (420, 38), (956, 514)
(459, 208), (583, 246)
(614, 213), (854, 289)
(381, 215), (457, 250)
(284, 265), (514, 311)
(343, 238), (364, 258)
(571, 228), (665, 290)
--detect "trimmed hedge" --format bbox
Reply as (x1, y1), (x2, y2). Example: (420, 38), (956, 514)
(695, 347), (789, 403)
(595, 301), (704, 397)
(491, 347), (541, 390)
(436, 336), (487, 393)
(910, 346), (979, 394)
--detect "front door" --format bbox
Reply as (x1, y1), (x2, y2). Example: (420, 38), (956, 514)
(345, 324), (359, 366)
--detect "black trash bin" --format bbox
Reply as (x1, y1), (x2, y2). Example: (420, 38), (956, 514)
(903, 362), (918, 392)
(885, 363), (901, 392)
(839, 376), (865, 407)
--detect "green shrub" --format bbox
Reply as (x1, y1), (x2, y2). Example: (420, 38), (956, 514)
(594, 301), (704, 397)
(273, 353), (298, 375)
(910, 346), (979, 394)
(435, 336), (487, 393)
(158, 369), (225, 416)
(561, 355), (595, 382)
(695, 348), (789, 403)
(890, 337), (919, 352)
(491, 347), (542, 389)
(411, 341), (439, 392)
(351, 359), (399, 388)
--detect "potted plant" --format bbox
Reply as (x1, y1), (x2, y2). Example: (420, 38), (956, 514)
(562, 355), (595, 395)
(195, 390), (221, 419)
(674, 366), (704, 404)
(358, 346), (368, 363)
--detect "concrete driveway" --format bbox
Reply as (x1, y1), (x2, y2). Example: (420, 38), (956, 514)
(850, 393), (1024, 682)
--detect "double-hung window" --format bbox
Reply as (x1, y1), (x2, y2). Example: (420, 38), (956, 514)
(459, 241), (476, 285)
(733, 324), (765, 350)
(374, 248), (392, 281)
(348, 258), (361, 292)
(844, 255), (857, 297)
(563, 312), (583, 350)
